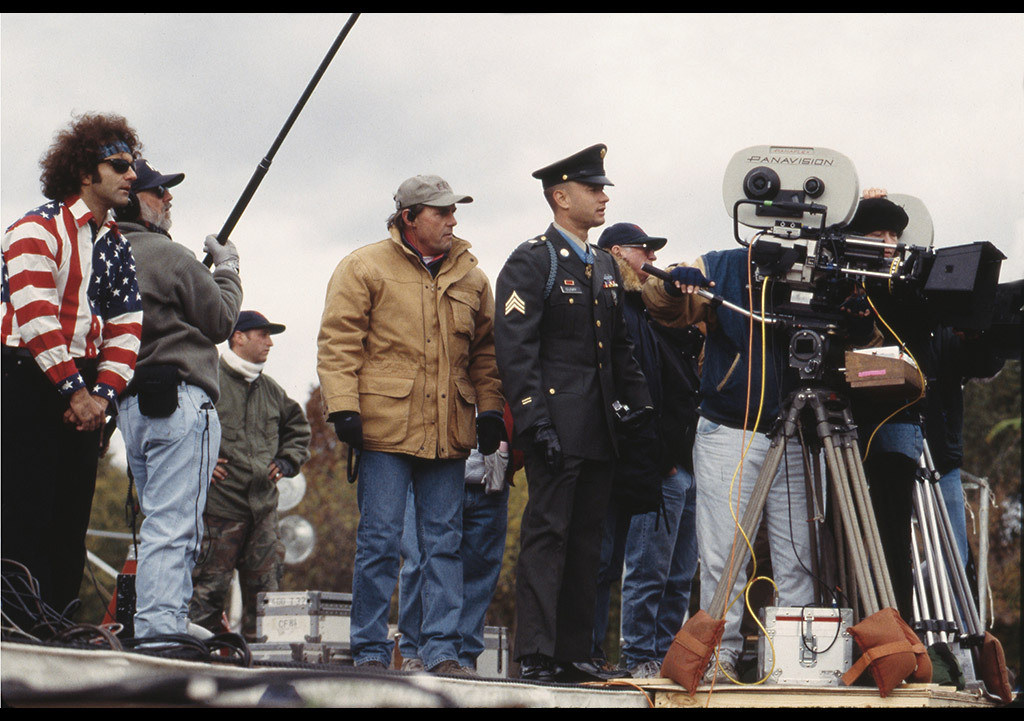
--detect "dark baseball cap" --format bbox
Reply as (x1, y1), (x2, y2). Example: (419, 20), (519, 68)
(233, 310), (285, 335)
(597, 222), (667, 251)
(131, 158), (185, 194)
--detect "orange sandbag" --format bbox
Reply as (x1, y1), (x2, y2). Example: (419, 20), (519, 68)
(660, 609), (726, 696)
(978, 631), (1013, 704)
(893, 610), (931, 683)
(841, 607), (925, 697)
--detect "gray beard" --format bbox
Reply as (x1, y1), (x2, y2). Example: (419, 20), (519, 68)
(139, 202), (172, 232)
(614, 256), (645, 292)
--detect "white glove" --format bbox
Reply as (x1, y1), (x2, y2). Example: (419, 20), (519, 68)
(204, 234), (240, 272)
(483, 447), (510, 495)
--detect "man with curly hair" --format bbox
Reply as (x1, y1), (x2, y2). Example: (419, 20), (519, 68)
(2, 113), (144, 622)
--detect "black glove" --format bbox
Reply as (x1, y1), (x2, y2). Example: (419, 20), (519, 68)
(329, 410), (363, 449)
(476, 411), (506, 455)
(664, 266), (710, 297)
(618, 405), (655, 432)
(840, 291), (875, 345)
(531, 421), (563, 474)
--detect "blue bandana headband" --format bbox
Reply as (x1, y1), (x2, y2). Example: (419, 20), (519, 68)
(98, 140), (132, 159)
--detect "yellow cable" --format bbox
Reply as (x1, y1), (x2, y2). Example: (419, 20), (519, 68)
(709, 249), (777, 702)
(718, 280), (776, 688)
(860, 288), (927, 461)
(716, 575), (780, 686)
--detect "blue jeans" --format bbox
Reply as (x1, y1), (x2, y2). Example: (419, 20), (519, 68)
(118, 384), (218, 638)
(350, 451), (465, 668)
(593, 467), (698, 667)
(938, 467), (970, 567)
(621, 466), (698, 667)
(693, 417), (816, 665)
(399, 482), (509, 668)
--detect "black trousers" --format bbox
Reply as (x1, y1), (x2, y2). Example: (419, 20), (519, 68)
(865, 452), (917, 621)
(1, 352), (100, 625)
(514, 452), (614, 662)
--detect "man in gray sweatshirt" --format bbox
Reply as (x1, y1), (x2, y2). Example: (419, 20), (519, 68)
(116, 158), (243, 640)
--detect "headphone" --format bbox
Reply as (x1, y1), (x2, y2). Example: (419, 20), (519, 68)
(115, 192), (141, 223)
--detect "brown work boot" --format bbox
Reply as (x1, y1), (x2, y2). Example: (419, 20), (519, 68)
(429, 659), (473, 677)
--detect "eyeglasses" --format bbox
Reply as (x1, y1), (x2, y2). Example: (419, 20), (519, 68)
(100, 157), (134, 174)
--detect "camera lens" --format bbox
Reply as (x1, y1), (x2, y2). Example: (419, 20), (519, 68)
(743, 167), (780, 201)
(803, 177), (825, 198)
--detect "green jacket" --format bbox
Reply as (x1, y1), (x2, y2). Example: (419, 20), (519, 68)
(205, 358), (311, 521)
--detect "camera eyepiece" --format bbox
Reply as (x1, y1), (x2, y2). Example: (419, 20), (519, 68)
(743, 167), (781, 201)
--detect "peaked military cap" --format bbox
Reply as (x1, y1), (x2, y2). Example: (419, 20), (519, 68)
(532, 143), (614, 189)
(597, 222), (667, 252)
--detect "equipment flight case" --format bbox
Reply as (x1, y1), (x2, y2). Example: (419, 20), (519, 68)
(250, 590), (353, 665)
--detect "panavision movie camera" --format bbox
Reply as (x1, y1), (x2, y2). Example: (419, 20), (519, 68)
(722, 145), (1014, 337)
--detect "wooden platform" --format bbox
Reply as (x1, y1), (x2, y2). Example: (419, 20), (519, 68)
(631, 677), (999, 708)
(0, 642), (1002, 708)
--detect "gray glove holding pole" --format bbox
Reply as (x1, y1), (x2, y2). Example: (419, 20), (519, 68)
(203, 235), (240, 274)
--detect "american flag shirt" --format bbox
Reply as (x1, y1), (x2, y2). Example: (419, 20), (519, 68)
(2, 196), (142, 401)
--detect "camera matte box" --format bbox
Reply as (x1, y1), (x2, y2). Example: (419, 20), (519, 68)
(256, 590), (352, 645)
(924, 241), (1004, 329)
(757, 606), (854, 686)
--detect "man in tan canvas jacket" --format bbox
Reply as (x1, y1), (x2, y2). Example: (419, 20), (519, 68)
(317, 175), (503, 675)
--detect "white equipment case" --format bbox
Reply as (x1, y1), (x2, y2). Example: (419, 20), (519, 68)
(757, 606), (854, 686)
(255, 590), (352, 645)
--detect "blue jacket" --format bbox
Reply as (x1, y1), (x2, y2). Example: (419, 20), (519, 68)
(643, 248), (792, 432)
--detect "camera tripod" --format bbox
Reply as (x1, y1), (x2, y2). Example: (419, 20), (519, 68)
(704, 381), (898, 624)
(909, 433), (985, 685)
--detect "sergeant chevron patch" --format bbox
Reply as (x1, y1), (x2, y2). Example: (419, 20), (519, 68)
(505, 290), (526, 315)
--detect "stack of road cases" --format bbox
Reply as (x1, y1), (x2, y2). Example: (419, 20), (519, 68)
(251, 590), (353, 665)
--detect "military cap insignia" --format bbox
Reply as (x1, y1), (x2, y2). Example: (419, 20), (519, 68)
(505, 290), (526, 315)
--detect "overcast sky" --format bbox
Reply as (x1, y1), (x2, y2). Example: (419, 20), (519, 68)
(3, 13), (1022, 454)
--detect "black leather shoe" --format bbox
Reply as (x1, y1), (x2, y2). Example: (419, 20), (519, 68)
(518, 653), (565, 682)
(560, 659), (631, 682)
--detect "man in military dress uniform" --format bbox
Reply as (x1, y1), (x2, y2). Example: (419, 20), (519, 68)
(494, 144), (652, 682)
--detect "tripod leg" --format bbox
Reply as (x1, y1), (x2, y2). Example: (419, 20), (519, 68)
(912, 480), (950, 643)
(706, 437), (786, 619)
(798, 435), (823, 603)
(821, 435), (880, 616)
(929, 481), (983, 638)
(843, 442), (898, 610)
(910, 517), (937, 645)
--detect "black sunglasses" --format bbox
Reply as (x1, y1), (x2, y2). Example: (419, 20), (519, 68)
(100, 157), (134, 174)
